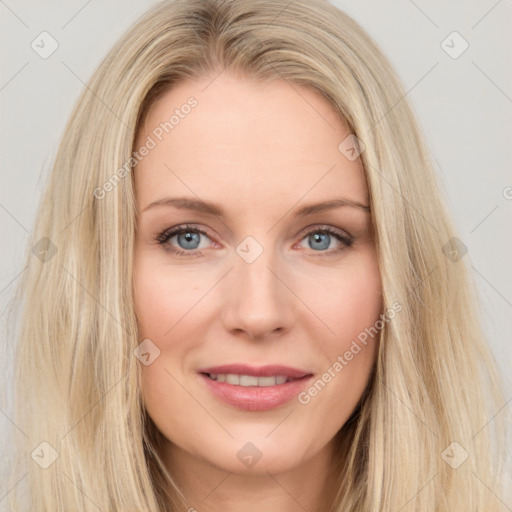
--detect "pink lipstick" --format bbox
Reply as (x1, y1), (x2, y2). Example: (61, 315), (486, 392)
(197, 364), (314, 411)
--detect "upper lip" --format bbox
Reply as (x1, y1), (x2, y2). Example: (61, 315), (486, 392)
(198, 364), (313, 379)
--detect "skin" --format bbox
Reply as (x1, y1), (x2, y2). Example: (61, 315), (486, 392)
(133, 71), (382, 512)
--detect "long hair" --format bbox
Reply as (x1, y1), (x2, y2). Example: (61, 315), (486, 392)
(4, 0), (506, 510)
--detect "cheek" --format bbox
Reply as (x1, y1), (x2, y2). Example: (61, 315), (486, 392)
(304, 250), (382, 401)
(300, 251), (381, 415)
(134, 273), (172, 338)
(305, 249), (382, 351)
(133, 258), (197, 432)
(133, 254), (214, 405)
(133, 255), (202, 339)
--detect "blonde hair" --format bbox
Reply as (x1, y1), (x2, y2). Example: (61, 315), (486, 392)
(4, 0), (506, 510)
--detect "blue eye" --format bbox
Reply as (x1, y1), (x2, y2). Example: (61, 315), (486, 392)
(307, 232), (331, 250)
(298, 226), (353, 254)
(174, 230), (201, 250)
(156, 225), (212, 255)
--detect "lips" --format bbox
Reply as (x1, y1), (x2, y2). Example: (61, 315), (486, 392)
(197, 364), (313, 411)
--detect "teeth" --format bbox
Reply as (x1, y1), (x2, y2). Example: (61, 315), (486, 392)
(258, 376), (278, 386)
(275, 375), (287, 385)
(209, 373), (290, 386)
(239, 375), (258, 386)
(225, 374), (240, 385)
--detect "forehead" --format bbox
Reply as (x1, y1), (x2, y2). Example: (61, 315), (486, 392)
(133, 73), (368, 210)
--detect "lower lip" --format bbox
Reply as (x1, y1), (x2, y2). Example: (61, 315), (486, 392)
(199, 374), (313, 411)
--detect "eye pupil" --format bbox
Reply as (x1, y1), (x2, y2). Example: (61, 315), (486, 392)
(309, 232), (330, 251)
(178, 231), (200, 249)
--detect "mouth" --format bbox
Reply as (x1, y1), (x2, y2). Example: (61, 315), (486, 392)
(197, 364), (314, 411)
(204, 373), (298, 386)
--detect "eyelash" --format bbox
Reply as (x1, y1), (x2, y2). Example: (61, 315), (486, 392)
(155, 224), (354, 258)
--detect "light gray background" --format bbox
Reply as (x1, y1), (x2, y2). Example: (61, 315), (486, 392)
(1, 0), (511, 507)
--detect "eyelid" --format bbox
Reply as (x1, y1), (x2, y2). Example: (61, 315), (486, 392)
(298, 223), (352, 240)
(156, 224), (215, 243)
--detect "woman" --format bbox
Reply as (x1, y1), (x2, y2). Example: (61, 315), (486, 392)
(5, 0), (506, 510)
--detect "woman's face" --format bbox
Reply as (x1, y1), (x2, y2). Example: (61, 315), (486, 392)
(133, 72), (382, 477)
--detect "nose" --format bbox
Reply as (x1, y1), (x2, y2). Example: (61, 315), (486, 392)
(220, 243), (295, 341)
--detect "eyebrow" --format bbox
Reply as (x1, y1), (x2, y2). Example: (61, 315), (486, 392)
(142, 196), (370, 216)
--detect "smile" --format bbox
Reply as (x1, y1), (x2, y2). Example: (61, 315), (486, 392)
(206, 374), (290, 386)
(198, 364), (313, 411)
